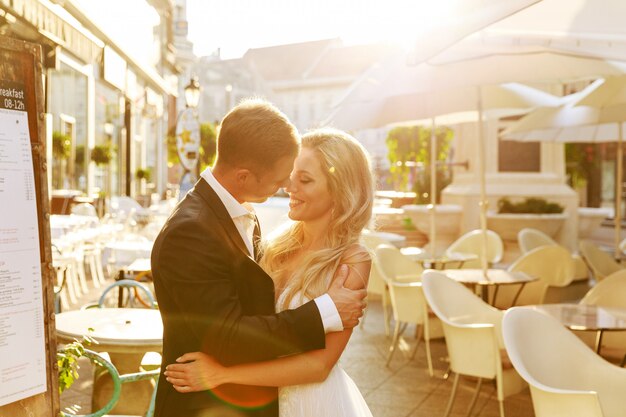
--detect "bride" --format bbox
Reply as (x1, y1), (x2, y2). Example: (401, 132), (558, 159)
(164, 128), (374, 417)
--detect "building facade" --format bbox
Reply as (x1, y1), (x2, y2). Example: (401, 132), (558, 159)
(0, 0), (180, 206)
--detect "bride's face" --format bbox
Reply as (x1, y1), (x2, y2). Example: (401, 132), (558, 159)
(285, 147), (333, 222)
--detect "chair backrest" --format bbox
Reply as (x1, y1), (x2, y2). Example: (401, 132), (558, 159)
(507, 245), (575, 305)
(98, 279), (157, 308)
(360, 233), (390, 251)
(71, 202), (98, 217)
(502, 308), (626, 417)
(422, 271), (504, 378)
(445, 229), (504, 268)
(375, 243), (423, 281)
(387, 281), (428, 324)
(517, 227), (557, 253)
(361, 235), (394, 295)
(580, 269), (626, 307)
(110, 196), (143, 213)
(579, 240), (623, 281)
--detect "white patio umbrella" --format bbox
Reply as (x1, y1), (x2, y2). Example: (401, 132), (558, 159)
(327, 46), (626, 271)
(503, 76), (626, 257)
(406, 0), (543, 64)
(474, 0), (626, 63)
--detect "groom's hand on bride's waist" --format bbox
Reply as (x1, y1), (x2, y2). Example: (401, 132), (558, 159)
(327, 265), (367, 329)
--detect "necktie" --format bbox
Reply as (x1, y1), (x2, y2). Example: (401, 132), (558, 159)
(252, 215), (261, 261)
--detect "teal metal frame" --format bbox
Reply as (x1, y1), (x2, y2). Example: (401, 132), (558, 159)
(59, 349), (160, 417)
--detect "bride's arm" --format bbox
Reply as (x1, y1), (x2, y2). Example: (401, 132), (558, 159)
(165, 259), (371, 392)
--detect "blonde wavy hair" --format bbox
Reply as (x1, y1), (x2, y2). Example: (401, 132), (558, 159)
(260, 128), (374, 309)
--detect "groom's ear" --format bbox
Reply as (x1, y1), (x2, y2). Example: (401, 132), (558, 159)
(234, 168), (253, 185)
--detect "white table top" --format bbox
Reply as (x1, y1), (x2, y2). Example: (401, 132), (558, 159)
(56, 308), (162, 352)
(443, 269), (537, 286)
(401, 248), (478, 268)
(530, 304), (626, 332)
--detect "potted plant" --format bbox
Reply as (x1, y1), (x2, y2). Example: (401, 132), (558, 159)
(135, 167), (151, 182)
(91, 143), (113, 217)
(487, 197), (568, 241)
(91, 144), (113, 166)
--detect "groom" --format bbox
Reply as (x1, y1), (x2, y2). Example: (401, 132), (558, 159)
(151, 99), (367, 417)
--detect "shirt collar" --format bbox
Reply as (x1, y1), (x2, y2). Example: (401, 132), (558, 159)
(200, 167), (253, 220)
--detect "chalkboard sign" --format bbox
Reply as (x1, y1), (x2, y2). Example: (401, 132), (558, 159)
(0, 37), (58, 417)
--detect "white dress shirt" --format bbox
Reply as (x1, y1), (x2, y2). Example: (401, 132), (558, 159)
(200, 167), (343, 332)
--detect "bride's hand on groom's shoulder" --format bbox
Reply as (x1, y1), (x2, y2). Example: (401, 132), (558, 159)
(164, 352), (226, 392)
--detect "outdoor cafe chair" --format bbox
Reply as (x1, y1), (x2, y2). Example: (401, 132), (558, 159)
(579, 240), (623, 282)
(360, 234), (393, 335)
(579, 270), (626, 366)
(375, 244), (441, 373)
(517, 228), (588, 281)
(489, 245), (575, 309)
(71, 202), (98, 217)
(445, 229), (504, 269)
(384, 280), (435, 375)
(502, 307), (626, 417)
(422, 271), (525, 417)
(82, 279), (157, 309)
(58, 348), (159, 417)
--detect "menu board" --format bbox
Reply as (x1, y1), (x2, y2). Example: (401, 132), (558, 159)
(0, 79), (47, 405)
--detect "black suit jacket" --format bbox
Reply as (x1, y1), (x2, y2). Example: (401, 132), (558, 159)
(152, 179), (326, 417)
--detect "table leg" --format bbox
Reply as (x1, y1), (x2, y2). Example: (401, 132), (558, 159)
(92, 352), (157, 415)
(594, 330), (604, 354)
(510, 283), (528, 308)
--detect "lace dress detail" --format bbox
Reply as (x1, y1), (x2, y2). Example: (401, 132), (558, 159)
(275, 284), (373, 417)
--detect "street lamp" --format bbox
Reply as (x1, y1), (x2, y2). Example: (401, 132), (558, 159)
(184, 76), (201, 109)
(176, 76), (202, 200)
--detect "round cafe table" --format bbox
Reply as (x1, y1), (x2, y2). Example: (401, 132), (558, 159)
(400, 247), (478, 269)
(529, 304), (626, 354)
(443, 269), (538, 307)
(56, 308), (163, 415)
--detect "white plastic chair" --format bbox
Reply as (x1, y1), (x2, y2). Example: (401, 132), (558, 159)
(375, 245), (440, 374)
(374, 243), (424, 282)
(71, 202), (98, 217)
(384, 280), (434, 375)
(445, 229), (504, 269)
(422, 271), (525, 417)
(502, 307), (626, 417)
(491, 245), (575, 309)
(360, 234), (392, 335)
(579, 240), (623, 281)
(517, 227), (555, 253)
(579, 270), (626, 365)
(518, 228), (588, 281)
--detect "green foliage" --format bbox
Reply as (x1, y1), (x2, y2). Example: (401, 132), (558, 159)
(57, 332), (95, 394)
(497, 197), (564, 214)
(167, 122), (217, 170)
(91, 143), (113, 166)
(385, 125), (453, 201)
(200, 122), (217, 170)
(565, 143), (599, 188)
(75, 145), (85, 165)
(402, 217), (417, 231)
(135, 167), (152, 181)
(52, 131), (71, 160)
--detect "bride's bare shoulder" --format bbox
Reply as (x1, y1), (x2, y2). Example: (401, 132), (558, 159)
(340, 243), (371, 265)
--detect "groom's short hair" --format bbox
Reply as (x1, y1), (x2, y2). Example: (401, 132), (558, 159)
(216, 98), (300, 174)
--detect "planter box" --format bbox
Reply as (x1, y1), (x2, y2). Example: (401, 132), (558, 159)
(578, 207), (612, 239)
(487, 212), (568, 241)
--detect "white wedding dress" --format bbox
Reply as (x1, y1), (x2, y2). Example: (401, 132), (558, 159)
(275, 284), (373, 417)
